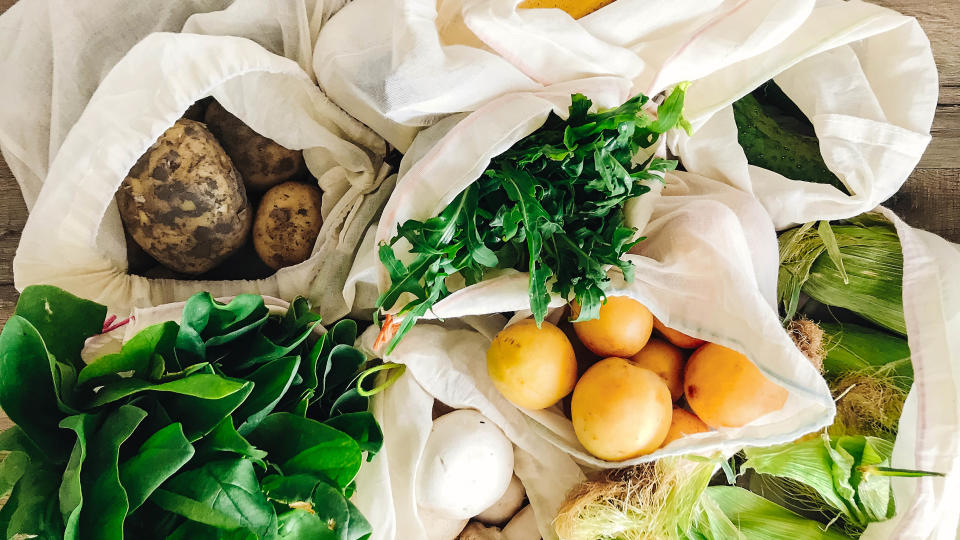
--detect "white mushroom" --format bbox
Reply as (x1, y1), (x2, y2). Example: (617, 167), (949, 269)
(474, 475), (526, 525)
(416, 409), (515, 520)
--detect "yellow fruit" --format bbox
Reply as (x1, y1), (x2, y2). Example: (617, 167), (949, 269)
(660, 408), (709, 448)
(571, 357), (672, 461)
(630, 338), (685, 401)
(517, 0), (615, 19)
(684, 343), (789, 428)
(653, 317), (705, 349)
(487, 320), (578, 410)
(572, 296), (653, 358)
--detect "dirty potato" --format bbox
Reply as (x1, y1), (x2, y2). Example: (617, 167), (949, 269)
(116, 118), (253, 275)
(253, 181), (324, 270)
(204, 100), (304, 191)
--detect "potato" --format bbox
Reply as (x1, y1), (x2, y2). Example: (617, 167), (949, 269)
(660, 408), (709, 448)
(571, 357), (672, 461)
(517, 0), (615, 19)
(252, 181), (324, 270)
(630, 338), (685, 401)
(116, 119), (252, 275)
(204, 100), (304, 192)
(653, 316), (706, 349)
(487, 320), (578, 410)
(684, 343), (789, 428)
(572, 296), (653, 358)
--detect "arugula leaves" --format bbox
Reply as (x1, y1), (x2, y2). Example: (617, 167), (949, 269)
(0, 286), (391, 540)
(377, 87), (689, 351)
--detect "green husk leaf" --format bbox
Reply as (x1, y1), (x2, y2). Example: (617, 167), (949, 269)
(777, 215), (904, 334)
(690, 486), (852, 540)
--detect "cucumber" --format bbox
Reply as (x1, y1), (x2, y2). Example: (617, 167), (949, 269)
(732, 83), (847, 194)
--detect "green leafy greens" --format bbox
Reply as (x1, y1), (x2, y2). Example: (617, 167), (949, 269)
(377, 87), (690, 351)
(0, 285), (400, 539)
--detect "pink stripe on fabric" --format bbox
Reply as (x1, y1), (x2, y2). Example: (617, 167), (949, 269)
(647, 0), (759, 95)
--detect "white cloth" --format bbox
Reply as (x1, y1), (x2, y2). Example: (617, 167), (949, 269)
(859, 210), (960, 540)
(347, 85), (837, 540)
(314, 0), (820, 151)
(353, 323), (586, 540)
(671, 0), (937, 229)
(0, 0), (393, 321)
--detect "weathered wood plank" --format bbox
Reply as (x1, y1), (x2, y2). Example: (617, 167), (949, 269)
(886, 168), (960, 243)
(0, 285), (17, 328)
(0, 157), (26, 286)
(871, 0), (960, 91)
(918, 104), (959, 169)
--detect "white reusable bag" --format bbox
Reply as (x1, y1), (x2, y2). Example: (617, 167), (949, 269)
(351, 323), (586, 540)
(670, 0), (938, 228)
(313, 0), (818, 150)
(344, 82), (836, 540)
(1, 0), (395, 321)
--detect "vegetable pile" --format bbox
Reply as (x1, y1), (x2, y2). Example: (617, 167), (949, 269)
(548, 212), (940, 540)
(377, 86), (690, 351)
(120, 99), (324, 280)
(0, 285), (398, 539)
(485, 295), (788, 462)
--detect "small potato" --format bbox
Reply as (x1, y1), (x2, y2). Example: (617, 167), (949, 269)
(653, 317), (706, 349)
(116, 119), (252, 275)
(572, 296), (653, 358)
(487, 320), (578, 410)
(253, 181), (324, 270)
(571, 357), (672, 461)
(684, 343), (789, 428)
(660, 408), (709, 448)
(630, 338), (685, 401)
(205, 101), (304, 191)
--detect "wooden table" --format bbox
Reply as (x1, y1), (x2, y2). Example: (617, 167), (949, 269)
(0, 0), (957, 318)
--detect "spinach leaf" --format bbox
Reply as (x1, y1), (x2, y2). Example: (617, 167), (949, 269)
(14, 285), (107, 371)
(60, 405), (147, 540)
(247, 413), (361, 490)
(0, 289), (383, 540)
(119, 422), (195, 513)
(78, 321), (178, 386)
(88, 373), (251, 408)
(234, 356), (301, 435)
(193, 417), (268, 466)
(0, 315), (73, 460)
(151, 459), (277, 539)
(324, 412), (383, 458)
(161, 381), (254, 442)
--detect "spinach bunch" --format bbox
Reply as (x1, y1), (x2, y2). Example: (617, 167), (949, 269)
(0, 285), (394, 540)
(377, 87), (690, 351)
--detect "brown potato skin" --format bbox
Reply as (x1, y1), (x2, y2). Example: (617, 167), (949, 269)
(116, 119), (252, 275)
(204, 101), (304, 192)
(253, 181), (324, 270)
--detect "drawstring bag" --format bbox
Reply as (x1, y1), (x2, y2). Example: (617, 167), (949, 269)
(1, 0), (394, 321)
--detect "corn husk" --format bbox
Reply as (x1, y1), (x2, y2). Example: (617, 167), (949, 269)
(819, 322), (912, 385)
(690, 486), (851, 540)
(553, 457), (715, 540)
(778, 214), (905, 335)
(741, 435), (897, 533)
